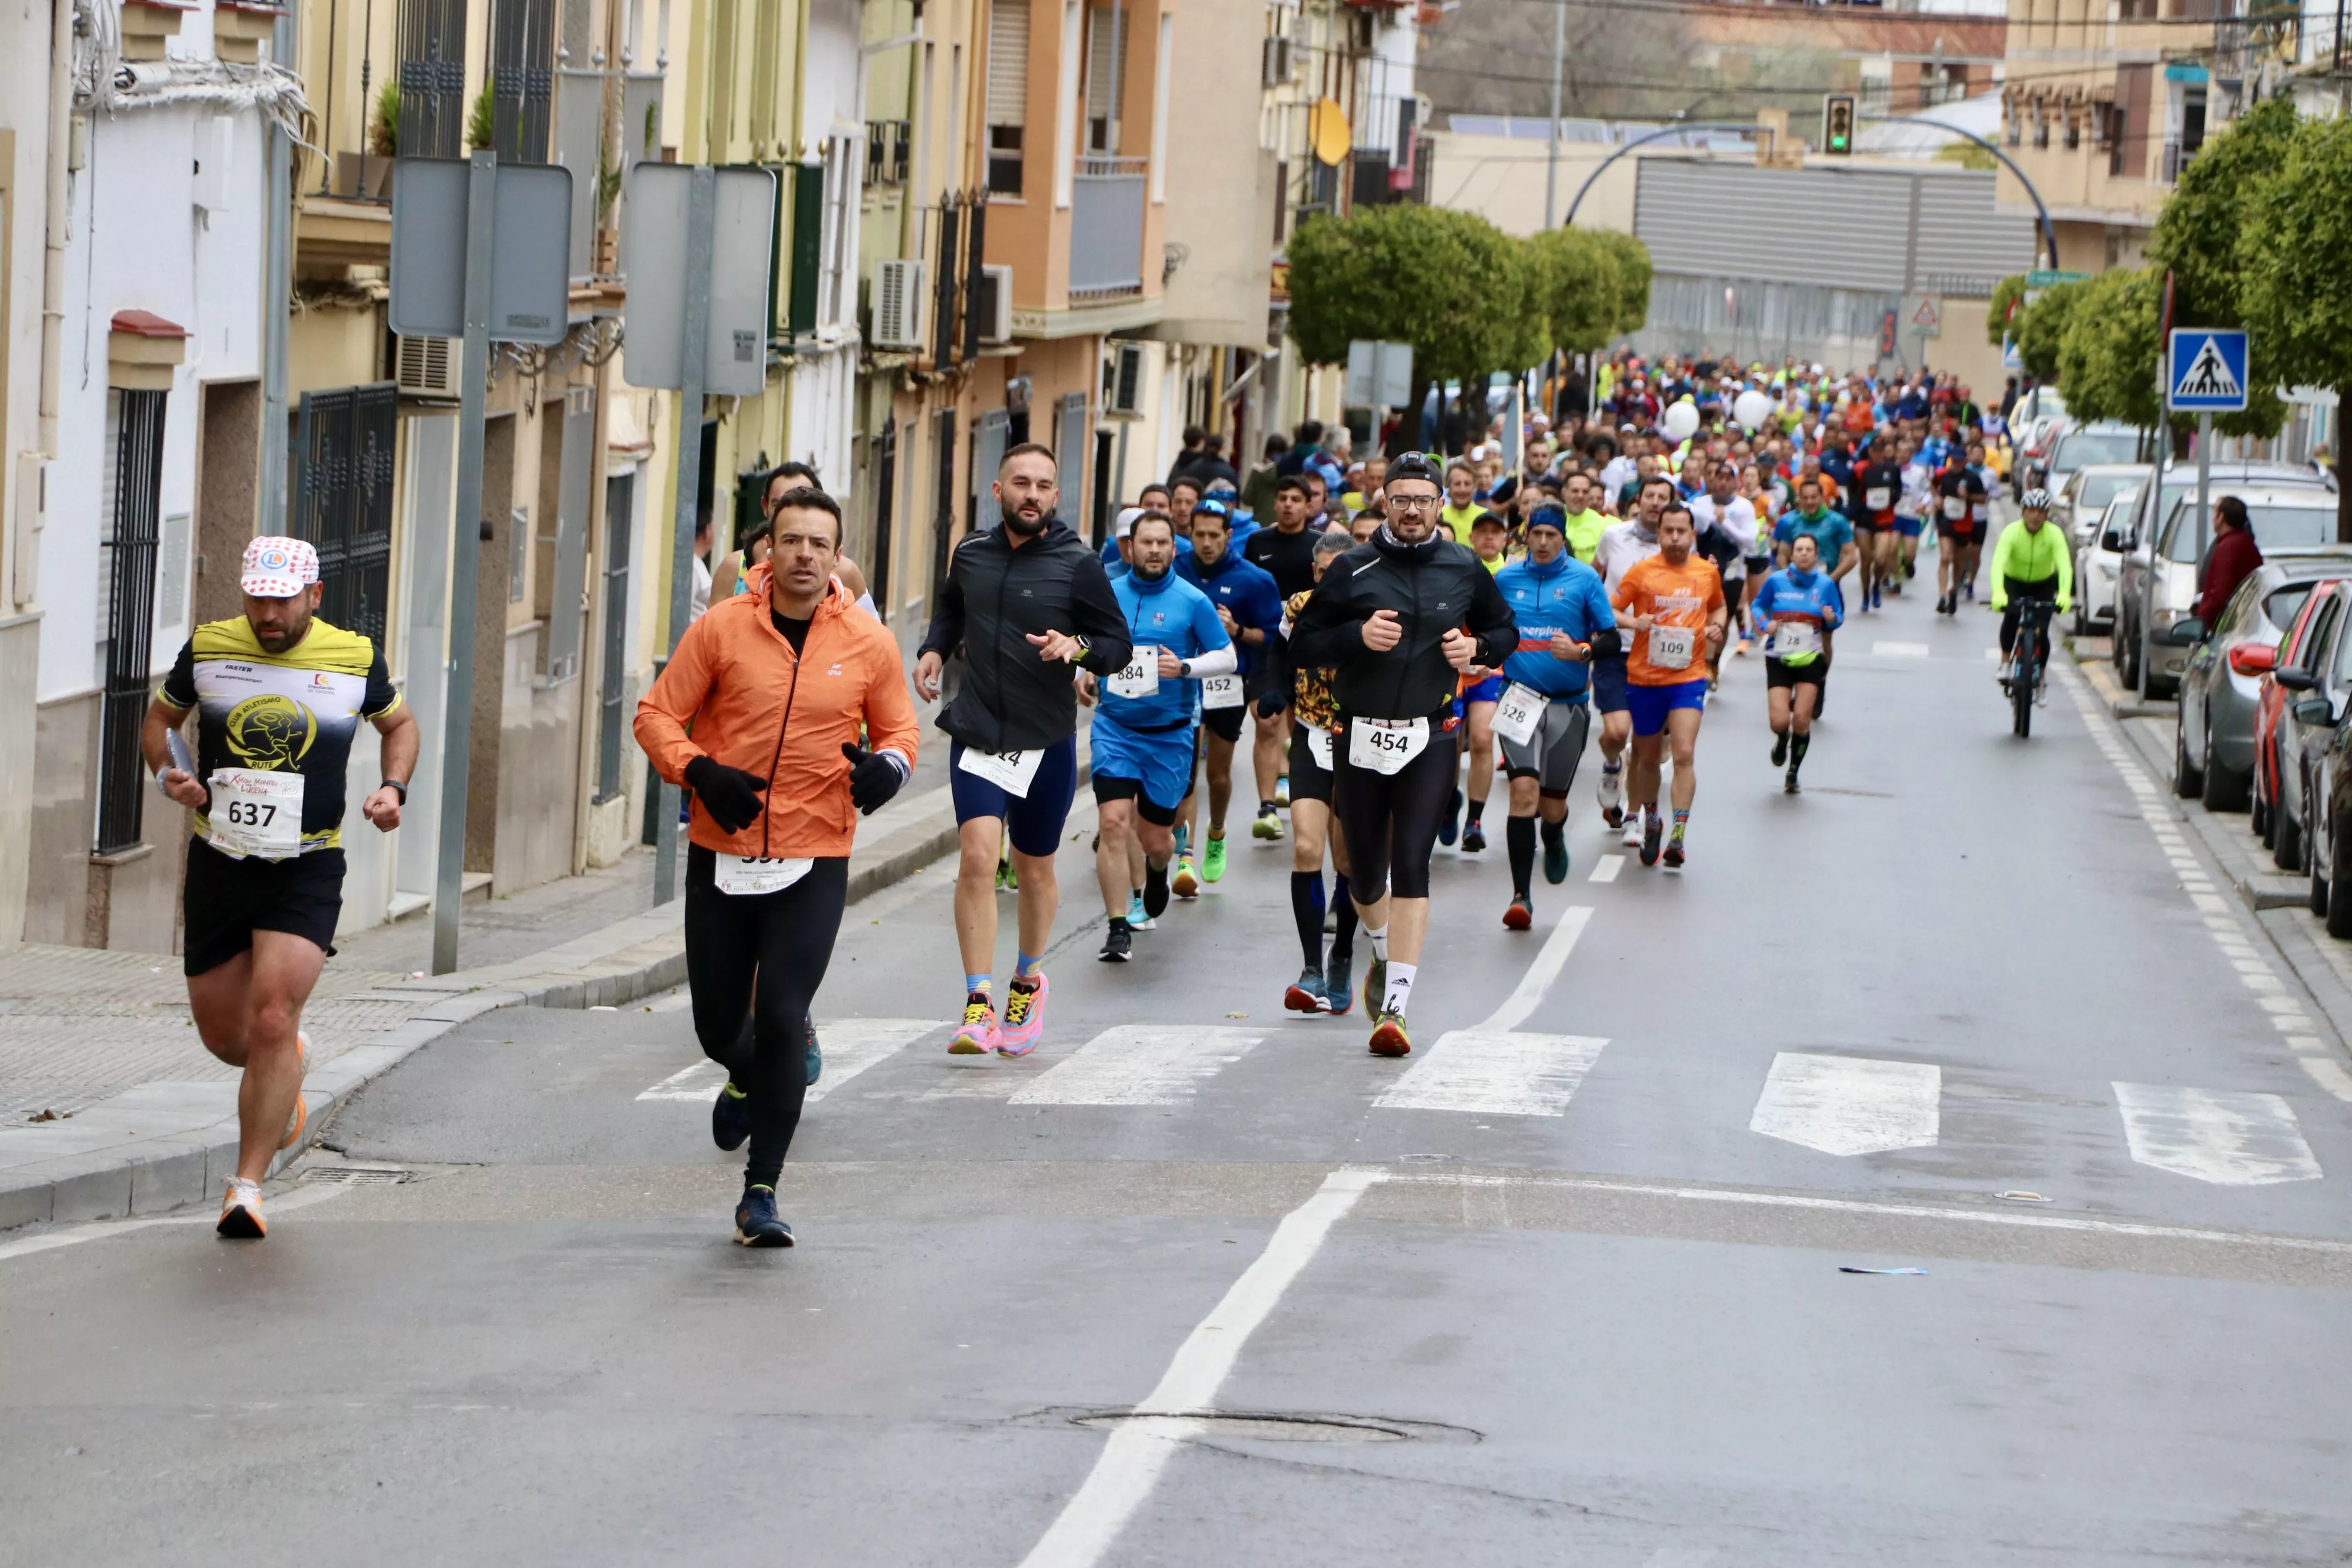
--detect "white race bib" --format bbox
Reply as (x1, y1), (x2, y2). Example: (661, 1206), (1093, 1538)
(956, 745), (1044, 798)
(1971, 501), (1990, 523)
(1768, 620), (1821, 658)
(208, 769), (304, 860)
(1108, 649), (1159, 700)
(713, 855), (815, 896)
(1942, 494), (1965, 520)
(1305, 726), (1334, 772)
(1865, 486), (1892, 512)
(1201, 672), (1245, 710)
(1492, 682), (1547, 747)
(1647, 623), (1697, 671)
(1347, 716), (1429, 776)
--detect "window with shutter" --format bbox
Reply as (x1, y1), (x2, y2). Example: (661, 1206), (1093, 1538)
(295, 384), (398, 645)
(988, 0), (1030, 195)
(96, 388), (167, 855)
(1085, 6), (1124, 154)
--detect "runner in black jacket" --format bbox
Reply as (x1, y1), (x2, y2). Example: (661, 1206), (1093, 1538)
(1288, 452), (1518, 1057)
(914, 442), (1132, 1060)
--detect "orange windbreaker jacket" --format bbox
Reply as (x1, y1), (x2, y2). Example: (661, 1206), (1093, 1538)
(634, 571), (920, 858)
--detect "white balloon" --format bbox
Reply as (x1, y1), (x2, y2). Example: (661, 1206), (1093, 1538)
(1662, 401), (1700, 442)
(1733, 388), (1774, 431)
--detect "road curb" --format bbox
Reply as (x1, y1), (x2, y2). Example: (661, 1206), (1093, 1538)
(0, 735), (1091, 1234)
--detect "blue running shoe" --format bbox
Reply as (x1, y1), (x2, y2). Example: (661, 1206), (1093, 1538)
(1543, 832), (1570, 886)
(733, 1184), (795, 1247)
(806, 1021), (822, 1087)
(713, 1080), (752, 1151)
(1323, 952), (1354, 1015)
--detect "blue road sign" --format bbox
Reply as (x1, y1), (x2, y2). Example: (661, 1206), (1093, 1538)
(2168, 328), (2249, 413)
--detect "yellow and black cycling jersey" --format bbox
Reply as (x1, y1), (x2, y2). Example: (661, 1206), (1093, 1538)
(156, 616), (401, 854)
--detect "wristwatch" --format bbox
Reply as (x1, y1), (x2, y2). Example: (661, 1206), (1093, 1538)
(380, 779), (410, 804)
(1178, 659), (1192, 678)
(1067, 634), (1092, 665)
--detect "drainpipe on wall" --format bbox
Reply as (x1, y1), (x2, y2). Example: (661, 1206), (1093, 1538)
(257, 6), (296, 534)
(25, 0), (75, 611)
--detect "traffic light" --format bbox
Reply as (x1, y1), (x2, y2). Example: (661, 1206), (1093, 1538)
(1822, 94), (1856, 156)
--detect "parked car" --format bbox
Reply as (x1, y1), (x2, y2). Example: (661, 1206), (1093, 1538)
(2059, 462), (2152, 548)
(2253, 588), (2335, 848)
(2040, 426), (2146, 507)
(2309, 687), (2352, 935)
(2113, 463), (2342, 697)
(2073, 488), (2142, 636)
(2173, 558), (2349, 809)
(2262, 580), (2352, 873)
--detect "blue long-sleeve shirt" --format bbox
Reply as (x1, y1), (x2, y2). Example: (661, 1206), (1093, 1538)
(1493, 551), (1616, 701)
(1175, 546), (1282, 680)
(1752, 566), (1844, 665)
(1101, 568), (1231, 729)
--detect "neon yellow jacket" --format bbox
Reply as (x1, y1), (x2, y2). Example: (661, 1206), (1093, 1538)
(1988, 519), (2072, 613)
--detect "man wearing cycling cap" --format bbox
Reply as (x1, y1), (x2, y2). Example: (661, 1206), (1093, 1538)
(143, 536), (419, 1239)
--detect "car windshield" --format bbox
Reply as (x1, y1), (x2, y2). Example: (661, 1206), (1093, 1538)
(2164, 499), (2341, 563)
(2073, 471), (2141, 512)
(2055, 432), (2143, 471)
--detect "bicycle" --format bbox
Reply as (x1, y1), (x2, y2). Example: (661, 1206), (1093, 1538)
(2004, 596), (2056, 739)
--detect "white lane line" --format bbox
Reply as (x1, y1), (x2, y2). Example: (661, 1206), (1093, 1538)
(1983, 646), (2001, 661)
(1748, 1052), (1941, 1156)
(1874, 641), (1930, 657)
(636, 1017), (938, 1103)
(636, 1060), (726, 1102)
(1475, 907), (1594, 1033)
(2302, 1056), (2352, 1103)
(1375, 1031), (1609, 1117)
(1007, 1026), (1262, 1106)
(0, 1178), (354, 1264)
(803, 1018), (940, 1103)
(2114, 1082), (2322, 1185)
(1589, 854), (1624, 883)
(1016, 1167), (1385, 1568)
(1390, 1169), (2352, 1255)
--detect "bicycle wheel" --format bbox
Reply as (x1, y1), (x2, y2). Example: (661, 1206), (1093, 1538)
(2013, 655), (2035, 737)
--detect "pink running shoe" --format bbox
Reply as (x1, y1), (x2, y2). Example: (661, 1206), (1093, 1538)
(997, 973), (1049, 1056)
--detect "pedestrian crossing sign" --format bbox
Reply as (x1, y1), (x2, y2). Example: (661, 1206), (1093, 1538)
(2167, 328), (2249, 413)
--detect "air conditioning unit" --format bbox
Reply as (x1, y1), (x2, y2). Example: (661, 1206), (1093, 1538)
(976, 264), (1014, 344)
(394, 334), (460, 398)
(872, 259), (927, 351)
(1262, 35), (1295, 88)
(1104, 341), (1145, 416)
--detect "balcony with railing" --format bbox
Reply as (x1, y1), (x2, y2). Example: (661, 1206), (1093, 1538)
(1069, 155), (1147, 302)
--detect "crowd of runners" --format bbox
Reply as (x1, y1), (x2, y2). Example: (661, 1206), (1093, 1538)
(151, 351), (2029, 1246)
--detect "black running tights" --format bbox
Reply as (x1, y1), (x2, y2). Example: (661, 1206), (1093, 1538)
(684, 849), (848, 1188)
(1332, 718), (1458, 901)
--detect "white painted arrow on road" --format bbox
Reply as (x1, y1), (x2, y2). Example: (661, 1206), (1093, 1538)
(1749, 1052), (1940, 1156)
(2114, 1082), (2322, 1185)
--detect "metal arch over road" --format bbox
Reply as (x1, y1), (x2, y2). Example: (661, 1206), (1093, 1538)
(1559, 115), (2063, 272)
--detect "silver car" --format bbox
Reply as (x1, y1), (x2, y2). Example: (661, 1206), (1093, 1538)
(2115, 464), (2341, 698)
(2174, 555), (2352, 810)
(2074, 488), (2141, 635)
(2041, 426), (2147, 507)
(2059, 462), (2152, 549)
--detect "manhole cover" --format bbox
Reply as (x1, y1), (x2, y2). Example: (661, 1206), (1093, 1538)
(302, 1166), (416, 1186)
(1052, 1409), (1477, 1445)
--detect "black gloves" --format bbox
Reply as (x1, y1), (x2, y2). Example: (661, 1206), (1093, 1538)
(684, 755), (768, 834)
(1586, 627), (1624, 660)
(844, 742), (904, 816)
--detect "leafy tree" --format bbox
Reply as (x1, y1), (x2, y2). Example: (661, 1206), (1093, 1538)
(2150, 95), (2299, 331)
(2239, 110), (2352, 537)
(1585, 228), (1652, 333)
(1527, 227), (1623, 355)
(2011, 277), (2082, 385)
(2055, 267), (2162, 430)
(1986, 275), (2027, 349)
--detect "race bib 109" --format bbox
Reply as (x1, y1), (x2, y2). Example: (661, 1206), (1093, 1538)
(1647, 624), (1697, 671)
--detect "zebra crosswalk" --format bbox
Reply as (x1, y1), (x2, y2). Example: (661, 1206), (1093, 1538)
(633, 1023), (2331, 1188)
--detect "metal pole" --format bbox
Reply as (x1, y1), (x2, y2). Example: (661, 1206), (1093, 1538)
(2194, 409), (2213, 582)
(1543, 0), (1564, 230)
(432, 150), (499, 975)
(654, 166), (716, 906)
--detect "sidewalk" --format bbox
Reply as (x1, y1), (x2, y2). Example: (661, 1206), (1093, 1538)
(0, 729), (1083, 1232)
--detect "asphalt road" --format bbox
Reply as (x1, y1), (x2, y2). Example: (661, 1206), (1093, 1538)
(7, 577), (2352, 1567)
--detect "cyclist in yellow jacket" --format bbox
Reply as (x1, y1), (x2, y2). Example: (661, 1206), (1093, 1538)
(1989, 488), (2073, 672)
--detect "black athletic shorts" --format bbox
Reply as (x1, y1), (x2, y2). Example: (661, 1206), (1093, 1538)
(1766, 656), (1828, 691)
(1287, 720), (1334, 804)
(1201, 703), (1246, 744)
(183, 838), (345, 976)
(1092, 774), (1178, 826)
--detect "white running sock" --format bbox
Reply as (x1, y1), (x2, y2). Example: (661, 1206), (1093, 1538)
(1366, 925), (1389, 962)
(1383, 962), (1416, 1015)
